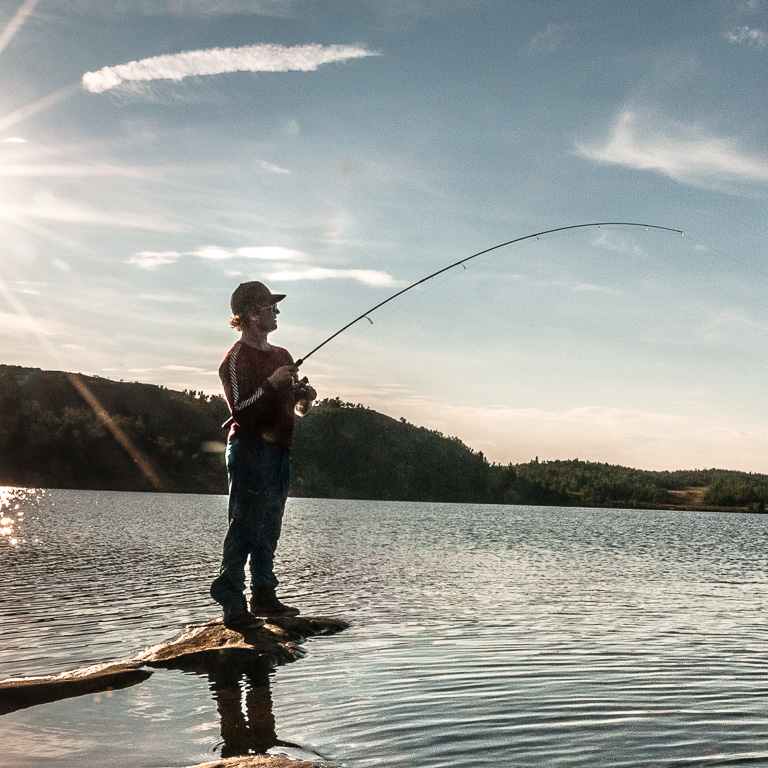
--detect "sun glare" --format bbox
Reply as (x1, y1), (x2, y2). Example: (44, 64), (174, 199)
(0, 486), (26, 546)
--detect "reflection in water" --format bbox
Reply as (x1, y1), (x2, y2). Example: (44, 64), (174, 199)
(206, 660), (298, 758)
(0, 486), (34, 547)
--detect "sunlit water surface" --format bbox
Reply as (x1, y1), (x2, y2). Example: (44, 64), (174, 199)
(2, 488), (768, 767)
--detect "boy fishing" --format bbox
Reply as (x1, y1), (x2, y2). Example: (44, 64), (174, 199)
(210, 281), (316, 626)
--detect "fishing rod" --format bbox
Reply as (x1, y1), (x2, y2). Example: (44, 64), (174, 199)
(221, 221), (682, 429)
(294, 221), (683, 367)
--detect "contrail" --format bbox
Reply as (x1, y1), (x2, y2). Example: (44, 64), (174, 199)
(82, 42), (379, 94)
(0, 0), (39, 57)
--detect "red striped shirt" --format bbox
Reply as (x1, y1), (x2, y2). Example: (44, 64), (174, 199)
(219, 341), (295, 450)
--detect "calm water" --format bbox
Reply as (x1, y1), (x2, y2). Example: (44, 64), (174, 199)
(2, 487), (768, 767)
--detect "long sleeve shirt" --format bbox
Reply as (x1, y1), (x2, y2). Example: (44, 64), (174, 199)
(219, 341), (296, 451)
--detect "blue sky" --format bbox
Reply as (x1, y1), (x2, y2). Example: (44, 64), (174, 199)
(2, 0), (768, 472)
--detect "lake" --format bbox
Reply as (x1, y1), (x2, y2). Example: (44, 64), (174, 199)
(2, 487), (768, 767)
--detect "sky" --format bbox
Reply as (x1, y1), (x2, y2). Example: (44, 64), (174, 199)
(1, 0), (768, 473)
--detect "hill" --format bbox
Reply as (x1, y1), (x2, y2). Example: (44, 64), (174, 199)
(1, 364), (766, 511)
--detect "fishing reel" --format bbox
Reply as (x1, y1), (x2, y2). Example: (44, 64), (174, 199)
(292, 376), (312, 399)
(293, 376), (314, 416)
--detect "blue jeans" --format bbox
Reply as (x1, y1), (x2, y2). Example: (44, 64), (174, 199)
(216, 435), (291, 592)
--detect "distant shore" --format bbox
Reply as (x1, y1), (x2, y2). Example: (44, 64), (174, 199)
(1, 480), (762, 516)
(2, 364), (766, 512)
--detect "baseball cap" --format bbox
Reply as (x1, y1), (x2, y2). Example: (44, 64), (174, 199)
(230, 281), (286, 315)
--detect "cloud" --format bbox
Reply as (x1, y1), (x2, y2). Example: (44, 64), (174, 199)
(576, 110), (768, 191)
(128, 251), (182, 269)
(501, 270), (618, 296)
(2, 137), (26, 143)
(528, 23), (570, 54)
(82, 43), (379, 94)
(726, 25), (768, 47)
(572, 283), (615, 293)
(591, 230), (647, 258)
(263, 267), (405, 287)
(126, 243), (401, 287)
(259, 160), (291, 175)
(0, 310), (53, 337)
(0, 163), (150, 177)
(193, 245), (306, 261)
(2, 201), (177, 231)
(556, 405), (688, 428)
(137, 292), (196, 303)
(329, 382), (724, 469)
(702, 311), (768, 342)
(67, 0), (297, 17)
(127, 244), (308, 269)
(0, 83), (82, 132)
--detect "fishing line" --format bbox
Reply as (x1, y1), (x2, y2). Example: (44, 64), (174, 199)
(682, 235), (768, 281)
(303, 270), (459, 377)
(295, 222), (683, 367)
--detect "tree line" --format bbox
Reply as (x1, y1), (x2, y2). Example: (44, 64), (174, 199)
(1, 364), (766, 511)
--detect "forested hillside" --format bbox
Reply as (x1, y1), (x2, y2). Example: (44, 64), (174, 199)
(0, 365), (228, 493)
(1, 364), (766, 511)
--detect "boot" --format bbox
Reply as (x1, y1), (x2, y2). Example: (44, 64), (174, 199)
(249, 586), (300, 617)
(211, 574), (263, 628)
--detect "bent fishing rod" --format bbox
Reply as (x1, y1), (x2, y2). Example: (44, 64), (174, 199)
(221, 222), (682, 429)
(294, 221), (683, 367)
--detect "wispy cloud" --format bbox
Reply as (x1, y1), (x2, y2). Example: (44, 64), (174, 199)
(128, 249), (404, 287)
(2, 137), (26, 143)
(259, 160), (291, 174)
(68, 0), (297, 17)
(592, 230), (647, 259)
(136, 292), (196, 303)
(0, 83), (82, 132)
(263, 267), (405, 287)
(572, 283), (615, 293)
(0, 163), (152, 177)
(128, 251), (181, 269)
(702, 311), (768, 341)
(193, 245), (306, 261)
(528, 23), (570, 54)
(2, 201), (179, 231)
(329, 385), (718, 469)
(127, 244), (308, 269)
(0, 310), (53, 337)
(726, 25), (768, 47)
(82, 43), (379, 94)
(576, 109), (768, 191)
(503, 271), (618, 296)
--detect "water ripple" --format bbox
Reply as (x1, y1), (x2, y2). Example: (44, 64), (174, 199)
(4, 492), (768, 767)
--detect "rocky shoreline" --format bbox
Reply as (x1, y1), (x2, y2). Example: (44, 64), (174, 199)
(0, 614), (349, 767)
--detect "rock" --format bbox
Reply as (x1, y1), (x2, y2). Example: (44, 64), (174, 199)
(0, 615), (348, 715)
(0, 661), (152, 715)
(183, 756), (320, 768)
(134, 616), (349, 673)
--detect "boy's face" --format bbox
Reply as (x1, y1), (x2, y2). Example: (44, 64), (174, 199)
(249, 303), (279, 333)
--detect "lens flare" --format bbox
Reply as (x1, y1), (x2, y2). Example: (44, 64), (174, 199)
(0, 278), (169, 493)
